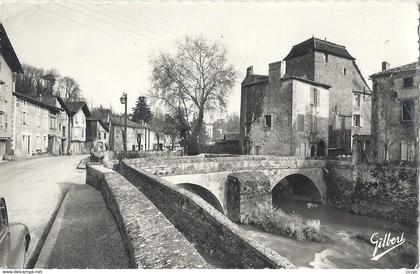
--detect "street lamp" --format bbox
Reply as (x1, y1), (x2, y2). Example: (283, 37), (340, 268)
(120, 92), (128, 155)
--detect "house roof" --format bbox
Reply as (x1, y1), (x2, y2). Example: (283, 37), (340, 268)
(284, 37), (355, 61)
(281, 75), (331, 89)
(57, 97), (90, 117)
(370, 61), (419, 78)
(0, 23), (22, 73)
(109, 115), (149, 129)
(13, 92), (62, 113)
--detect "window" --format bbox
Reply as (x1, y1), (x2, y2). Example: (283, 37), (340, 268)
(75, 114), (78, 123)
(81, 129), (84, 138)
(324, 53), (329, 63)
(37, 114), (41, 127)
(403, 77), (413, 88)
(310, 87), (320, 106)
(343, 68), (347, 75)
(36, 135), (40, 149)
(22, 111), (27, 125)
(401, 99), (415, 121)
(49, 117), (57, 129)
(400, 141), (416, 161)
(104, 132), (107, 139)
(353, 114), (361, 127)
(354, 94), (361, 107)
(264, 115), (272, 129)
(4, 113), (6, 129)
(62, 126), (66, 137)
(98, 131), (102, 140)
(297, 114), (305, 132)
(0, 113), (3, 129)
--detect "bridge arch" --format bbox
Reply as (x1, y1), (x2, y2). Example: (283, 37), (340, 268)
(271, 172), (325, 207)
(176, 183), (224, 213)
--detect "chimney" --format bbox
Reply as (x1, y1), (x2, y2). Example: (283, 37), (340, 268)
(382, 61), (390, 71)
(246, 66), (253, 76)
(269, 61), (282, 84)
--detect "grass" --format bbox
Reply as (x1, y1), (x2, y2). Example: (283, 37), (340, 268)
(245, 203), (331, 243)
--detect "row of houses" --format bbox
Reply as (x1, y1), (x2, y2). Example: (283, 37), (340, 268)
(0, 23), (161, 160)
(240, 37), (418, 163)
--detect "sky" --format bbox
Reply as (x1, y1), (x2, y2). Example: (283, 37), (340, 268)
(0, 0), (418, 121)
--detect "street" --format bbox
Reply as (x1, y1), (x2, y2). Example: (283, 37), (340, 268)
(0, 155), (129, 268)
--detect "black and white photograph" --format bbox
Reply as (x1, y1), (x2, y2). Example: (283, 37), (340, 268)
(0, 0), (418, 271)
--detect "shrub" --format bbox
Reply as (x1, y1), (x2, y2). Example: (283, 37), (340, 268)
(245, 203), (330, 243)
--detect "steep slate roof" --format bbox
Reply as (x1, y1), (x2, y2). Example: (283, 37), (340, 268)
(13, 92), (62, 113)
(87, 117), (109, 132)
(284, 37), (355, 61)
(0, 23), (22, 73)
(57, 97), (90, 118)
(370, 61), (419, 78)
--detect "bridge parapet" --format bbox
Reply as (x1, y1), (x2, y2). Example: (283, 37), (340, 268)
(126, 155), (327, 177)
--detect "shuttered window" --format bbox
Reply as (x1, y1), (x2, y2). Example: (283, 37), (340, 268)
(310, 88), (320, 106)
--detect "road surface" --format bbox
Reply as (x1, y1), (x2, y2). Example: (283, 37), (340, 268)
(0, 155), (87, 266)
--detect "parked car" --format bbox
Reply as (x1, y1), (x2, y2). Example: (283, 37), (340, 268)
(0, 198), (30, 268)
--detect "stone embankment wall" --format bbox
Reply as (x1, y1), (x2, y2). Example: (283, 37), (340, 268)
(119, 160), (294, 269)
(326, 160), (418, 225)
(85, 164), (210, 268)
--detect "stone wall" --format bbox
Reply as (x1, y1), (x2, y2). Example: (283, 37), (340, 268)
(126, 155), (326, 176)
(325, 161), (418, 225)
(226, 172), (272, 223)
(371, 69), (418, 162)
(85, 164), (210, 268)
(119, 161), (293, 269)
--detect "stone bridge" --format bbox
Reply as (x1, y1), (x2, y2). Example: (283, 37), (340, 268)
(125, 155), (328, 214)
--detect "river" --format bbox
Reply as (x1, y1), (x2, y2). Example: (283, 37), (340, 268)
(240, 200), (417, 269)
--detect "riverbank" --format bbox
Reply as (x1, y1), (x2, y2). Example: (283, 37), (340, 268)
(245, 199), (418, 268)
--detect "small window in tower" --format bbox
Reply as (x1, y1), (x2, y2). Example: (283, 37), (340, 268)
(403, 77), (413, 88)
(264, 115), (272, 129)
(343, 68), (347, 75)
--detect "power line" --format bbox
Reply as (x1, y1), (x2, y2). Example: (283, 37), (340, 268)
(98, 4), (177, 39)
(54, 2), (170, 46)
(37, 6), (139, 46)
(66, 2), (173, 47)
(93, 3), (175, 39)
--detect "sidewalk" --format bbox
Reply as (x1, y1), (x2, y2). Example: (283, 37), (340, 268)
(35, 184), (130, 269)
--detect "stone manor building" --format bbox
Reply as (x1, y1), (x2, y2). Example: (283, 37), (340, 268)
(240, 37), (371, 157)
(370, 61), (419, 163)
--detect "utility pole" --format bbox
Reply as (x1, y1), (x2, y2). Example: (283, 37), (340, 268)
(120, 92), (128, 156)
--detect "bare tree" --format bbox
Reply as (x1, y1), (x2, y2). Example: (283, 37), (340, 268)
(149, 36), (237, 153)
(244, 88), (265, 135)
(379, 91), (400, 162)
(57, 77), (83, 101)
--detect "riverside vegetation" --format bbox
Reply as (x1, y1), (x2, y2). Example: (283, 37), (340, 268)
(245, 203), (331, 243)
